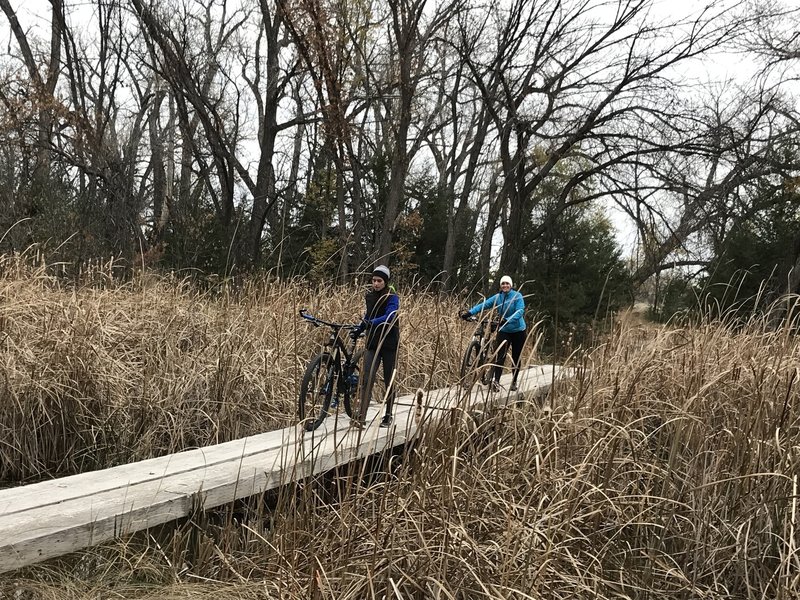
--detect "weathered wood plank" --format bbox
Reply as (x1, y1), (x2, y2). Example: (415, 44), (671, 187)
(0, 365), (567, 573)
(0, 430), (291, 517)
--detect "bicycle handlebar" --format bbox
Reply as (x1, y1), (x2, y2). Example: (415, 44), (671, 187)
(461, 313), (502, 325)
(299, 308), (362, 331)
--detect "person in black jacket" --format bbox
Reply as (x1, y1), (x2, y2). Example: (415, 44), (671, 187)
(351, 265), (399, 428)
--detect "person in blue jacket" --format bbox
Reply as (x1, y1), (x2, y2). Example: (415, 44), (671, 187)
(351, 265), (399, 428)
(460, 275), (527, 392)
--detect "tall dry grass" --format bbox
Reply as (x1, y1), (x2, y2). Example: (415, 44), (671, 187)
(2, 259), (799, 599)
(0, 256), (475, 482)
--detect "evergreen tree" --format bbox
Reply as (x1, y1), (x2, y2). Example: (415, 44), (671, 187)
(700, 194), (800, 316)
(522, 203), (632, 342)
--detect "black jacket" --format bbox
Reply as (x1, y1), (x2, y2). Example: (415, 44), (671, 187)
(364, 288), (400, 351)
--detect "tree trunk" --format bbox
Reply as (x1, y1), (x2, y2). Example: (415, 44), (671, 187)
(478, 173), (503, 293)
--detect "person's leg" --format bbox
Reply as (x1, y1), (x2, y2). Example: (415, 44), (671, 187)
(509, 330), (527, 389)
(358, 348), (381, 423)
(493, 332), (511, 384)
(380, 346), (398, 424)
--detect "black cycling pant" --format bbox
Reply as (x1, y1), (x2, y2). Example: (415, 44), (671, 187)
(493, 329), (527, 384)
(359, 345), (397, 421)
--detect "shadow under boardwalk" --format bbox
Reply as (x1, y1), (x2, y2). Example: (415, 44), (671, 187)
(0, 364), (568, 574)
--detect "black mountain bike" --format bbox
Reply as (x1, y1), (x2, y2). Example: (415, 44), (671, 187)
(298, 309), (365, 431)
(459, 316), (502, 386)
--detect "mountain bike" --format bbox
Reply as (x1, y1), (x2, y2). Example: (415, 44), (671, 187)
(459, 315), (502, 386)
(298, 309), (365, 431)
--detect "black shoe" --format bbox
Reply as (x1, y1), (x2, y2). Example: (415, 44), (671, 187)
(510, 382), (518, 391)
(379, 415), (393, 428)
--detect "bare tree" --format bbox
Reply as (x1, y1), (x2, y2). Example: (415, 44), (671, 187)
(130, 0), (302, 268)
(373, 0), (459, 263)
(279, 0), (375, 276)
(611, 0), (800, 291)
(282, 0), (463, 275)
(745, 0), (800, 67)
(621, 86), (800, 286)
(424, 37), (496, 290)
(130, 0), (244, 237)
(0, 0), (168, 260)
(454, 0), (739, 282)
(0, 0), (61, 225)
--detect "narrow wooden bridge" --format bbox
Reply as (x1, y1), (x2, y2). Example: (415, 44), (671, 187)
(0, 365), (567, 574)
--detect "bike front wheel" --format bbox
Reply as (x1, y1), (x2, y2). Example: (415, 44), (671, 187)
(461, 340), (481, 379)
(298, 353), (336, 431)
(461, 340), (493, 386)
(460, 340), (482, 382)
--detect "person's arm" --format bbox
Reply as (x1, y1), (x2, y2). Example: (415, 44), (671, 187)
(468, 294), (498, 316)
(367, 293), (399, 326)
(352, 295), (371, 335)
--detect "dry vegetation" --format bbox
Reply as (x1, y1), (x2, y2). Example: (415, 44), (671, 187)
(0, 255), (467, 482)
(1, 257), (799, 599)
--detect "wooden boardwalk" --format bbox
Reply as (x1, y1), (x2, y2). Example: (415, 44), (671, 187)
(0, 365), (567, 574)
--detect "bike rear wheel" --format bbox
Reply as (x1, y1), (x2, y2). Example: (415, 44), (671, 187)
(479, 350), (494, 386)
(298, 353), (336, 431)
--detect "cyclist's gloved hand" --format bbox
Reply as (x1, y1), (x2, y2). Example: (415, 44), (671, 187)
(350, 320), (367, 339)
(499, 318), (508, 329)
(460, 311), (471, 321)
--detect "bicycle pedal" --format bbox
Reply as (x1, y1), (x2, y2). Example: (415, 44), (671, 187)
(330, 397), (339, 409)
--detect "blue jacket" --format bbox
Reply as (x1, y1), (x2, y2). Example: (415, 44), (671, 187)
(468, 289), (526, 333)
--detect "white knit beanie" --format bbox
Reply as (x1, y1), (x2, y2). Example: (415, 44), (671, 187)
(373, 265), (391, 282)
(499, 275), (513, 287)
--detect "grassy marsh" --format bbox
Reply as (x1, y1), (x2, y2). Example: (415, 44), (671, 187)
(0, 258), (798, 599)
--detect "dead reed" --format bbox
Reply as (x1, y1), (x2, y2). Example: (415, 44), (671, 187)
(1, 258), (798, 599)
(0, 256), (473, 482)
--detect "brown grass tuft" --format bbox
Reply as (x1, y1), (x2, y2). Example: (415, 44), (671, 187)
(0, 258), (480, 481)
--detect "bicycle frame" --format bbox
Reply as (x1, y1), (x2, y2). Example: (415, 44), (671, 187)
(470, 316), (502, 352)
(298, 309), (364, 428)
(300, 309), (360, 376)
(460, 315), (503, 384)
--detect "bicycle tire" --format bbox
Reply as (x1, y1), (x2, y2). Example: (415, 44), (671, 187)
(342, 349), (364, 419)
(298, 353), (336, 431)
(467, 341), (494, 386)
(460, 340), (482, 381)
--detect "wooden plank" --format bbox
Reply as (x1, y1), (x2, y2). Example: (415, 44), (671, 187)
(0, 365), (567, 574)
(0, 431), (290, 517)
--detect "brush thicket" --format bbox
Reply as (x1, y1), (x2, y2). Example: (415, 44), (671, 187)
(2, 259), (797, 599)
(0, 257), (476, 481)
